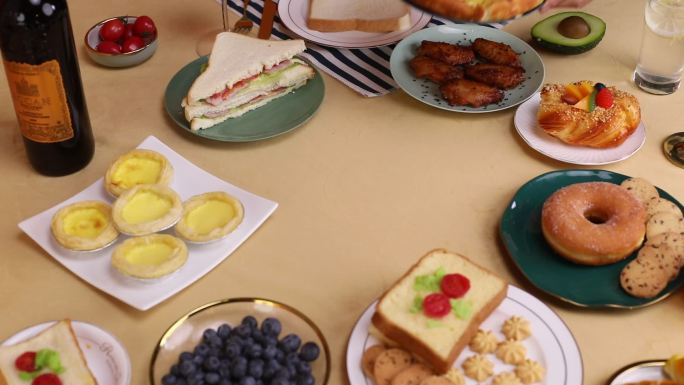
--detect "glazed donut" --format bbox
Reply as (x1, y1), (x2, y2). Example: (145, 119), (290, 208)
(541, 182), (646, 265)
(537, 82), (641, 148)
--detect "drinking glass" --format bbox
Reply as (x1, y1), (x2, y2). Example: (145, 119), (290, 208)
(195, 0), (231, 56)
(634, 0), (684, 94)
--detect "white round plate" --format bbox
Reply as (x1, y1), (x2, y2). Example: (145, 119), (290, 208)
(514, 93), (646, 165)
(278, 0), (432, 48)
(608, 360), (668, 385)
(390, 25), (545, 113)
(2, 321), (131, 385)
(346, 285), (582, 385)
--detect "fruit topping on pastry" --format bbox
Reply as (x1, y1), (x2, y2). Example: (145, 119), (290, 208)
(12, 349), (65, 383)
(411, 268), (473, 321)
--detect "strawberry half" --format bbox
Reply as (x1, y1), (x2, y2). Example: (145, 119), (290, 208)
(15, 351), (36, 372)
(595, 88), (614, 109)
(32, 373), (62, 385)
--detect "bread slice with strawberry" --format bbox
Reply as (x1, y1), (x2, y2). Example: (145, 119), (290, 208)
(371, 249), (507, 374)
(0, 320), (97, 385)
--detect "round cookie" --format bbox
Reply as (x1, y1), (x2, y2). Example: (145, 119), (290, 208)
(515, 359), (545, 384)
(502, 316), (531, 341)
(621, 177), (659, 206)
(391, 363), (433, 385)
(462, 354), (493, 382)
(647, 232), (684, 266)
(496, 340), (527, 365)
(469, 329), (498, 354)
(374, 348), (413, 385)
(620, 246), (672, 298)
(362, 345), (386, 378)
(492, 372), (523, 385)
(647, 212), (684, 240)
(647, 197), (683, 219)
(419, 376), (454, 385)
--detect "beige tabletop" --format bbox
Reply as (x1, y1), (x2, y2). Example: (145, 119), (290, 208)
(1, 0), (684, 384)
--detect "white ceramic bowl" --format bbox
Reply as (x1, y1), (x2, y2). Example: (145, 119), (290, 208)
(84, 16), (158, 68)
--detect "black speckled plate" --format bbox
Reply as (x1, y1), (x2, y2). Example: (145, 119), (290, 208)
(389, 25), (544, 113)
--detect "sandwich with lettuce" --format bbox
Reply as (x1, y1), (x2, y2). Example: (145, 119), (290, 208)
(183, 32), (315, 130)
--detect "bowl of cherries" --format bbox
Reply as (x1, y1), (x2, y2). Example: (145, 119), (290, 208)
(85, 15), (158, 68)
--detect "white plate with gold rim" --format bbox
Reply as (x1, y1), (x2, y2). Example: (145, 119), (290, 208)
(346, 285), (582, 385)
(514, 93), (646, 165)
(1, 320), (131, 385)
(18, 136), (278, 311)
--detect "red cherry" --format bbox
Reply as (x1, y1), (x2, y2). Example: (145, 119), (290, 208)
(440, 273), (471, 298)
(32, 373), (62, 385)
(96, 41), (122, 54)
(121, 36), (145, 53)
(422, 293), (451, 318)
(14, 351), (36, 372)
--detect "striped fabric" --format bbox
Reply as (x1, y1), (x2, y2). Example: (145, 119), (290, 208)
(226, 0), (503, 97)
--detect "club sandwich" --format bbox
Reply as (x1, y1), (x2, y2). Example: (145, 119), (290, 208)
(183, 32), (315, 130)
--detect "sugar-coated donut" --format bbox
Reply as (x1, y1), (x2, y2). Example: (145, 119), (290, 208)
(541, 182), (646, 265)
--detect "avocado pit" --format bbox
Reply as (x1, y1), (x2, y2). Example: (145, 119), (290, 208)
(557, 16), (591, 39)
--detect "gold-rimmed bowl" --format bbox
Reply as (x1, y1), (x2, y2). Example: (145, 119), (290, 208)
(149, 297), (331, 385)
(84, 16), (158, 68)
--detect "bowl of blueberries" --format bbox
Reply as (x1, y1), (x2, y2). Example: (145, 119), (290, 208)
(150, 298), (330, 385)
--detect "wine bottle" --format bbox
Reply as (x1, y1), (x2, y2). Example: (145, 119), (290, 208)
(0, 0), (94, 176)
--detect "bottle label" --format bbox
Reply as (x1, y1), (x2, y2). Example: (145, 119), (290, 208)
(3, 59), (74, 143)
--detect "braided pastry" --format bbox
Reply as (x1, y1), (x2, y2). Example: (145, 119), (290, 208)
(537, 82), (641, 148)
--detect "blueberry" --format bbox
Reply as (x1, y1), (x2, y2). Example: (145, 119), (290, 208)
(270, 376), (291, 385)
(263, 359), (281, 379)
(235, 324), (251, 338)
(176, 379), (189, 385)
(180, 352), (195, 363)
(171, 364), (182, 376)
(279, 334), (301, 353)
(180, 361), (197, 377)
(275, 367), (291, 380)
(248, 359), (264, 379)
(225, 342), (242, 359)
(285, 352), (299, 364)
(193, 354), (206, 365)
(295, 373), (314, 385)
(285, 364), (297, 378)
(188, 372), (206, 385)
(262, 345), (277, 360)
(274, 349), (285, 363)
(262, 336), (278, 349)
(595, 82), (606, 90)
(251, 329), (264, 343)
(217, 324), (232, 339)
(246, 343), (263, 358)
(204, 356), (221, 372)
(204, 330), (224, 348)
(295, 361), (310, 375)
(195, 343), (211, 357)
(162, 374), (178, 385)
(239, 376), (256, 385)
(298, 342), (320, 362)
(230, 357), (248, 378)
(205, 372), (221, 385)
(241, 316), (258, 330)
(218, 380), (233, 385)
(260, 318), (282, 337)
(219, 365), (231, 378)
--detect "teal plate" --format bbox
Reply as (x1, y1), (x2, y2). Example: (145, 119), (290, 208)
(500, 169), (684, 309)
(390, 25), (544, 113)
(164, 56), (325, 142)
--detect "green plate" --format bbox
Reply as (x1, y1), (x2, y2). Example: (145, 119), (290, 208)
(500, 169), (684, 309)
(164, 56), (325, 142)
(390, 25), (544, 113)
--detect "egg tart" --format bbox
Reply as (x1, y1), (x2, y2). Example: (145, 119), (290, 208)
(175, 191), (244, 243)
(105, 149), (174, 197)
(112, 184), (182, 235)
(50, 200), (119, 251)
(111, 234), (188, 279)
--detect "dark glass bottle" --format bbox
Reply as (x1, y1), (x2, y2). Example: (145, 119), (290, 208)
(0, 0), (94, 176)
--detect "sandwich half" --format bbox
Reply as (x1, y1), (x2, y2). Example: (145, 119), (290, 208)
(183, 32), (315, 131)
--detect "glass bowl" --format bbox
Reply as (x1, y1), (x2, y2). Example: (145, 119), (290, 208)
(149, 297), (331, 385)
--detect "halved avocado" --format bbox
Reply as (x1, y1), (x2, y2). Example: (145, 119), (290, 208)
(531, 12), (606, 54)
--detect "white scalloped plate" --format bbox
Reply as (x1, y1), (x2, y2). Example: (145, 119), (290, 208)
(346, 285), (583, 385)
(514, 93), (646, 165)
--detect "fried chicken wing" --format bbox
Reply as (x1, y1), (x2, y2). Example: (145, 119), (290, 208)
(440, 79), (504, 107)
(472, 38), (520, 67)
(409, 55), (464, 84)
(464, 63), (525, 89)
(417, 40), (475, 66)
